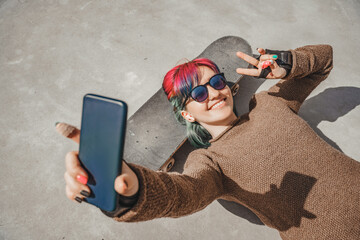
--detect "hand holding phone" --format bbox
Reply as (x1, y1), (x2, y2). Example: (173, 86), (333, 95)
(56, 122), (139, 199)
(56, 94), (139, 215)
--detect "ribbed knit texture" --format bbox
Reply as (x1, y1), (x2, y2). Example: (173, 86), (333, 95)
(113, 45), (360, 240)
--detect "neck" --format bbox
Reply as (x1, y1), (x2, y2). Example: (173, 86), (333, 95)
(201, 113), (238, 139)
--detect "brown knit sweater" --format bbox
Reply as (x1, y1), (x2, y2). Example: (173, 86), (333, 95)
(114, 45), (360, 240)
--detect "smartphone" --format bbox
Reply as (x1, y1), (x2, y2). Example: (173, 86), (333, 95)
(78, 93), (127, 212)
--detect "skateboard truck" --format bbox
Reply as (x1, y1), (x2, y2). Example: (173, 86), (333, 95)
(160, 157), (176, 172)
(232, 83), (240, 96)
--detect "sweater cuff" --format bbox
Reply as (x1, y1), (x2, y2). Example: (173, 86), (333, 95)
(100, 191), (139, 218)
(283, 49), (297, 81)
(118, 191), (139, 207)
(111, 163), (177, 222)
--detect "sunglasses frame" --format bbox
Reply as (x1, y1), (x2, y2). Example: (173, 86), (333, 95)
(181, 72), (227, 109)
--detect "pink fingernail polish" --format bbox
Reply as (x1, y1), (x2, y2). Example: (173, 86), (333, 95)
(262, 61), (271, 69)
(76, 175), (88, 185)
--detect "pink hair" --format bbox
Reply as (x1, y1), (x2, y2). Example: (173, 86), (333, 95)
(162, 58), (220, 100)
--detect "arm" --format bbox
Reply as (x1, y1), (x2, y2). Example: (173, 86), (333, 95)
(267, 44), (333, 113)
(113, 151), (224, 222)
(58, 123), (223, 222)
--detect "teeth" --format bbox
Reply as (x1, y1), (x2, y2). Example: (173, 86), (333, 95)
(210, 100), (224, 110)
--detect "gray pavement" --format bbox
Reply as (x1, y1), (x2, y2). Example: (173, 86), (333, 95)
(1, 0), (359, 239)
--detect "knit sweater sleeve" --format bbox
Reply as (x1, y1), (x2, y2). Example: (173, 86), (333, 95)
(267, 44), (333, 113)
(111, 151), (223, 222)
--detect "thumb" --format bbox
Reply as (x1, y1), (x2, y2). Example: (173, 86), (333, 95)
(114, 174), (138, 197)
(257, 48), (266, 55)
(55, 122), (80, 144)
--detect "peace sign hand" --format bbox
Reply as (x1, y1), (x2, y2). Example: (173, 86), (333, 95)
(236, 48), (287, 79)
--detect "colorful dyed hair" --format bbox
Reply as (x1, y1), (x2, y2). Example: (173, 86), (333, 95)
(163, 58), (220, 101)
(162, 58), (220, 148)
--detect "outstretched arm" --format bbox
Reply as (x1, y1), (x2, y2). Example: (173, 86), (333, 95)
(114, 152), (223, 222)
(57, 123), (223, 222)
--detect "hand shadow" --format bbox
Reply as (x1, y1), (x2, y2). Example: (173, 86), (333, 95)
(221, 171), (317, 231)
(299, 87), (360, 152)
(171, 139), (266, 225)
(172, 144), (318, 229)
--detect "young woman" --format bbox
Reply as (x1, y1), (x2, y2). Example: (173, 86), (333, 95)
(57, 45), (360, 239)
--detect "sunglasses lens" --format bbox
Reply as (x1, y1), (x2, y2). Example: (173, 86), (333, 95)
(191, 86), (208, 102)
(188, 74), (226, 103)
(210, 75), (226, 90)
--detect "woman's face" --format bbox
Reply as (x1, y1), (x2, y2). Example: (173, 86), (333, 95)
(182, 66), (236, 127)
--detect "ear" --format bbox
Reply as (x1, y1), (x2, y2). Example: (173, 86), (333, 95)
(181, 111), (195, 123)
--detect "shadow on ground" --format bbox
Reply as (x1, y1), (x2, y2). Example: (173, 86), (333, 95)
(299, 87), (360, 152)
(171, 79), (360, 226)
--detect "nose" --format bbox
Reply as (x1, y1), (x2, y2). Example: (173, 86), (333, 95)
(207, 85), (220, 101)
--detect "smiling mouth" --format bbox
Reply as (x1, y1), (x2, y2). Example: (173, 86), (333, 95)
(209, 98), (226, 110)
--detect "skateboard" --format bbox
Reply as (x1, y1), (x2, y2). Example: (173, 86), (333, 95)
(123, 36), (252, 172)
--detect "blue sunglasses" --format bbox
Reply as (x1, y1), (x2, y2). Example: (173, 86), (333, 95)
(181, 73), (227, 109)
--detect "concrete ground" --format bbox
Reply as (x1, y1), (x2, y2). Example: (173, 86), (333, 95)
(1, 0), (359, 239)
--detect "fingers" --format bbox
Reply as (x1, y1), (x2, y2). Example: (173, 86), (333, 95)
(257, 48), (278, 70)
(259, 54), (278, 62)
(65, 151), (88, 180)
(268, 59), (277, 73)
(271, 59), (280, 69)
(56, 122), (80, 144)
(269, 61), (287, 79)
(236, 48), (278, 78)
(64, 151), (90, 203)
(261, 60), (274, 69)
(65, 172), (91, 203)
(236, 68), (261, 77)
(66, 185), (82, 203)
(236, 51), (259, 67)
(257, 48), (266, 55)
(60, 125), (86, 204)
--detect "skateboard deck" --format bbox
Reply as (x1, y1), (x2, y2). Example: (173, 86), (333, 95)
(123, 36), (252, 171)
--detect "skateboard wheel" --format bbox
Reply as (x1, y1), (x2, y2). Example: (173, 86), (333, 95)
(160, 158), (175, 172)
(232, 84), (240, 96)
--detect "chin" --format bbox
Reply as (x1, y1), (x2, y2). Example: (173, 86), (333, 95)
(207, 106), (235, 125)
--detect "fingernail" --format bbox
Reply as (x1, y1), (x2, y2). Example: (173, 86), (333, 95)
(270, 60), (274, 64)
(273, 55), (278, 59)
(80, 190), (90, 197)
(262, 61), (271, 69)
(55, 122), (60, 126)
(76, 175), (88, 185)
(75, 197), (82, 203)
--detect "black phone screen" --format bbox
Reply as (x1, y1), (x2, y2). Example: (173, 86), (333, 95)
(78, 94), (127, 212)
